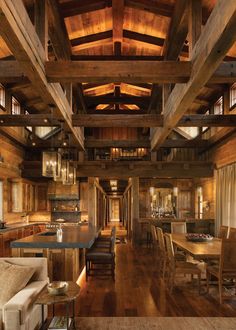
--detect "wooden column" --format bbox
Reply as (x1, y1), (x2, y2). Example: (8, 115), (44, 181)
(88, 177), (96, 226)
(34, 0), (48, 55)
(223, 87), (230, 114)
(188, 0), (202, 57)
(131, 177), (140, 244)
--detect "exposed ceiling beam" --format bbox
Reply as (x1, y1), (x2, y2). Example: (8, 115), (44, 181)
(85, 139), (150, 148)
(72, 114), (163, 127)
(112, 0), (124, 55)
(151, 0), (236, 150)
(178, 114), (236, 127)
(71, 30), (112, 48)
(44, 60), (236, 84)
(70, 55), (164, 61)
(85, 95), (150, 106)
(0, 114), (61, 126)
(45, 61), (191, 83)
(60, 0), (111, 18)
(0, 0), (84, 149)
(22, 160), (214, 179)
(162, 0), (189, 60)
(84, 138), (208, 149)
(72, 114), (236, 128)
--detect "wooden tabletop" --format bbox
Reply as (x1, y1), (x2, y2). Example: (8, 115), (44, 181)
(171, 233), (221, 259)
(35, 281), (80, 305)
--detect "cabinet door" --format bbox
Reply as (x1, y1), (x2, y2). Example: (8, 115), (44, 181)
(11, 182), (23, 212)
(37, 185), (48, 211)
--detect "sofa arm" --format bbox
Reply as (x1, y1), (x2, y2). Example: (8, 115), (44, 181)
(3, 280), (48, 327)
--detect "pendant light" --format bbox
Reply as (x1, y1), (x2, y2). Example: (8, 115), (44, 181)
(42, 105), (61, 178)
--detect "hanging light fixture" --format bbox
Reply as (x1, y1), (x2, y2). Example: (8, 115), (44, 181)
(42, 105), (61, 178)
(63, 162), (76, 185)
(42, 150), (61, 178)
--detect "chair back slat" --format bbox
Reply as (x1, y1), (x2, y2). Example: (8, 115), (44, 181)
(164, 233), (175, 265)
(228, 227), (236, 240)
(151, 225), (158, 245)
(218, 225), (229, 239)
(171, 222), (187, 234)
(156, 227), (165, 253)
(220, 239), (236, 272)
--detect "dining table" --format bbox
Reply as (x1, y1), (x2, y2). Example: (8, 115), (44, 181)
(171, 233), (221, 260)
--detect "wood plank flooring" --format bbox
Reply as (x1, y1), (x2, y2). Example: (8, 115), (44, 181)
(73, 242), (236, 317)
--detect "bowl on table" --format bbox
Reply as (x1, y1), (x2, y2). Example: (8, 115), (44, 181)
(47, 281), (68, 295)
(186, 233), (213, 242)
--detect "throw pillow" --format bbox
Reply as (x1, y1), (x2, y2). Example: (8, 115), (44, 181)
(0, 264), (35, 308)
(0, 260), (12, 272)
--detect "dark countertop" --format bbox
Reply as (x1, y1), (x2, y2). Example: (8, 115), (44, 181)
(11, 225), (100, 249)
(139, 218), (214, 224)
(0, 221), (46, 233)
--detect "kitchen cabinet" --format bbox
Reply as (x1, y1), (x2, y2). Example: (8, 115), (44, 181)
(0, 224), (46, 257)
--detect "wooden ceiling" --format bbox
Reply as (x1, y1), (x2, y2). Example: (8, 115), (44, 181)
(0, 0), (236, 155)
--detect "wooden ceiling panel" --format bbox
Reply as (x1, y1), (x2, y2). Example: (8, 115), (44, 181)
(124, 6), (170, 40)
(72, 43), (113, 56)
(120, 83), (151, 96)
(65, 7), (112, 40)
(83, 83), (114, 96)
(0, 36), (12, 58)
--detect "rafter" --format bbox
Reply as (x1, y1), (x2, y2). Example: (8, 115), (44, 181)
(151, 0), (236, 150)
(0, 0), (83, 148)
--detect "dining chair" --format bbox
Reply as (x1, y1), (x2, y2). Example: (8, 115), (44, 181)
(228, 227), (236, 239)
(171, 222), (187, 234)
(206, 239), (236, 304)
(217, 225), (229, 239)
(164, 233), (201, 294)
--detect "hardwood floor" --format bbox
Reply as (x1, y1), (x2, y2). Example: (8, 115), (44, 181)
(74, 242), (236, 317)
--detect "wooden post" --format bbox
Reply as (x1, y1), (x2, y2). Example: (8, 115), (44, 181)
(223, 87), (230, 114)
(88, 177), (96, 226)
(188, 0), (202, 57)
(34, 0), (48, 56)
(131, 177), (140, 244)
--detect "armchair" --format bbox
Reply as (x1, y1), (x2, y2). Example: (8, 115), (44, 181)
(0, 257), (48, 330)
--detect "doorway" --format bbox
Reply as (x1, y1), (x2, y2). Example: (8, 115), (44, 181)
(109, 198), (120, 222)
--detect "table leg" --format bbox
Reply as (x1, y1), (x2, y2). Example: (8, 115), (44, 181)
(66, 302), (70, 330)
(52, 303), (55, 317)
(41, 304), (45, 330)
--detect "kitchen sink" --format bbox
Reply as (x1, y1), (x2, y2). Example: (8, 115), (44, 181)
(38, 231), (56, 236)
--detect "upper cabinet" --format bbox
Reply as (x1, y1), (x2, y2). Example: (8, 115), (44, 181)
(9, 179), (48, 212)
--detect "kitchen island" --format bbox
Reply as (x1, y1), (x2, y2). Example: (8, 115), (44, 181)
(11, 224), (100, 281)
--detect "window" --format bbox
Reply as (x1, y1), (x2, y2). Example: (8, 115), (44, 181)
(230, 83), (236, 108)
(178, 127), (199, 138)
(12, 96), (21, 115)
(214, 96), (223, 114)
(0, 84), (5, 108)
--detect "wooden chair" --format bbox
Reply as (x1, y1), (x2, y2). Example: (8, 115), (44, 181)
(218, 225), (229, 239)
(206, 239), (236, 304)
(164, 233), (201, 294)
(86, 232), (116, 281)
(171, 222), (187, 234)
(94, 226), (116, 248)
(228, 227), (236, 239)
